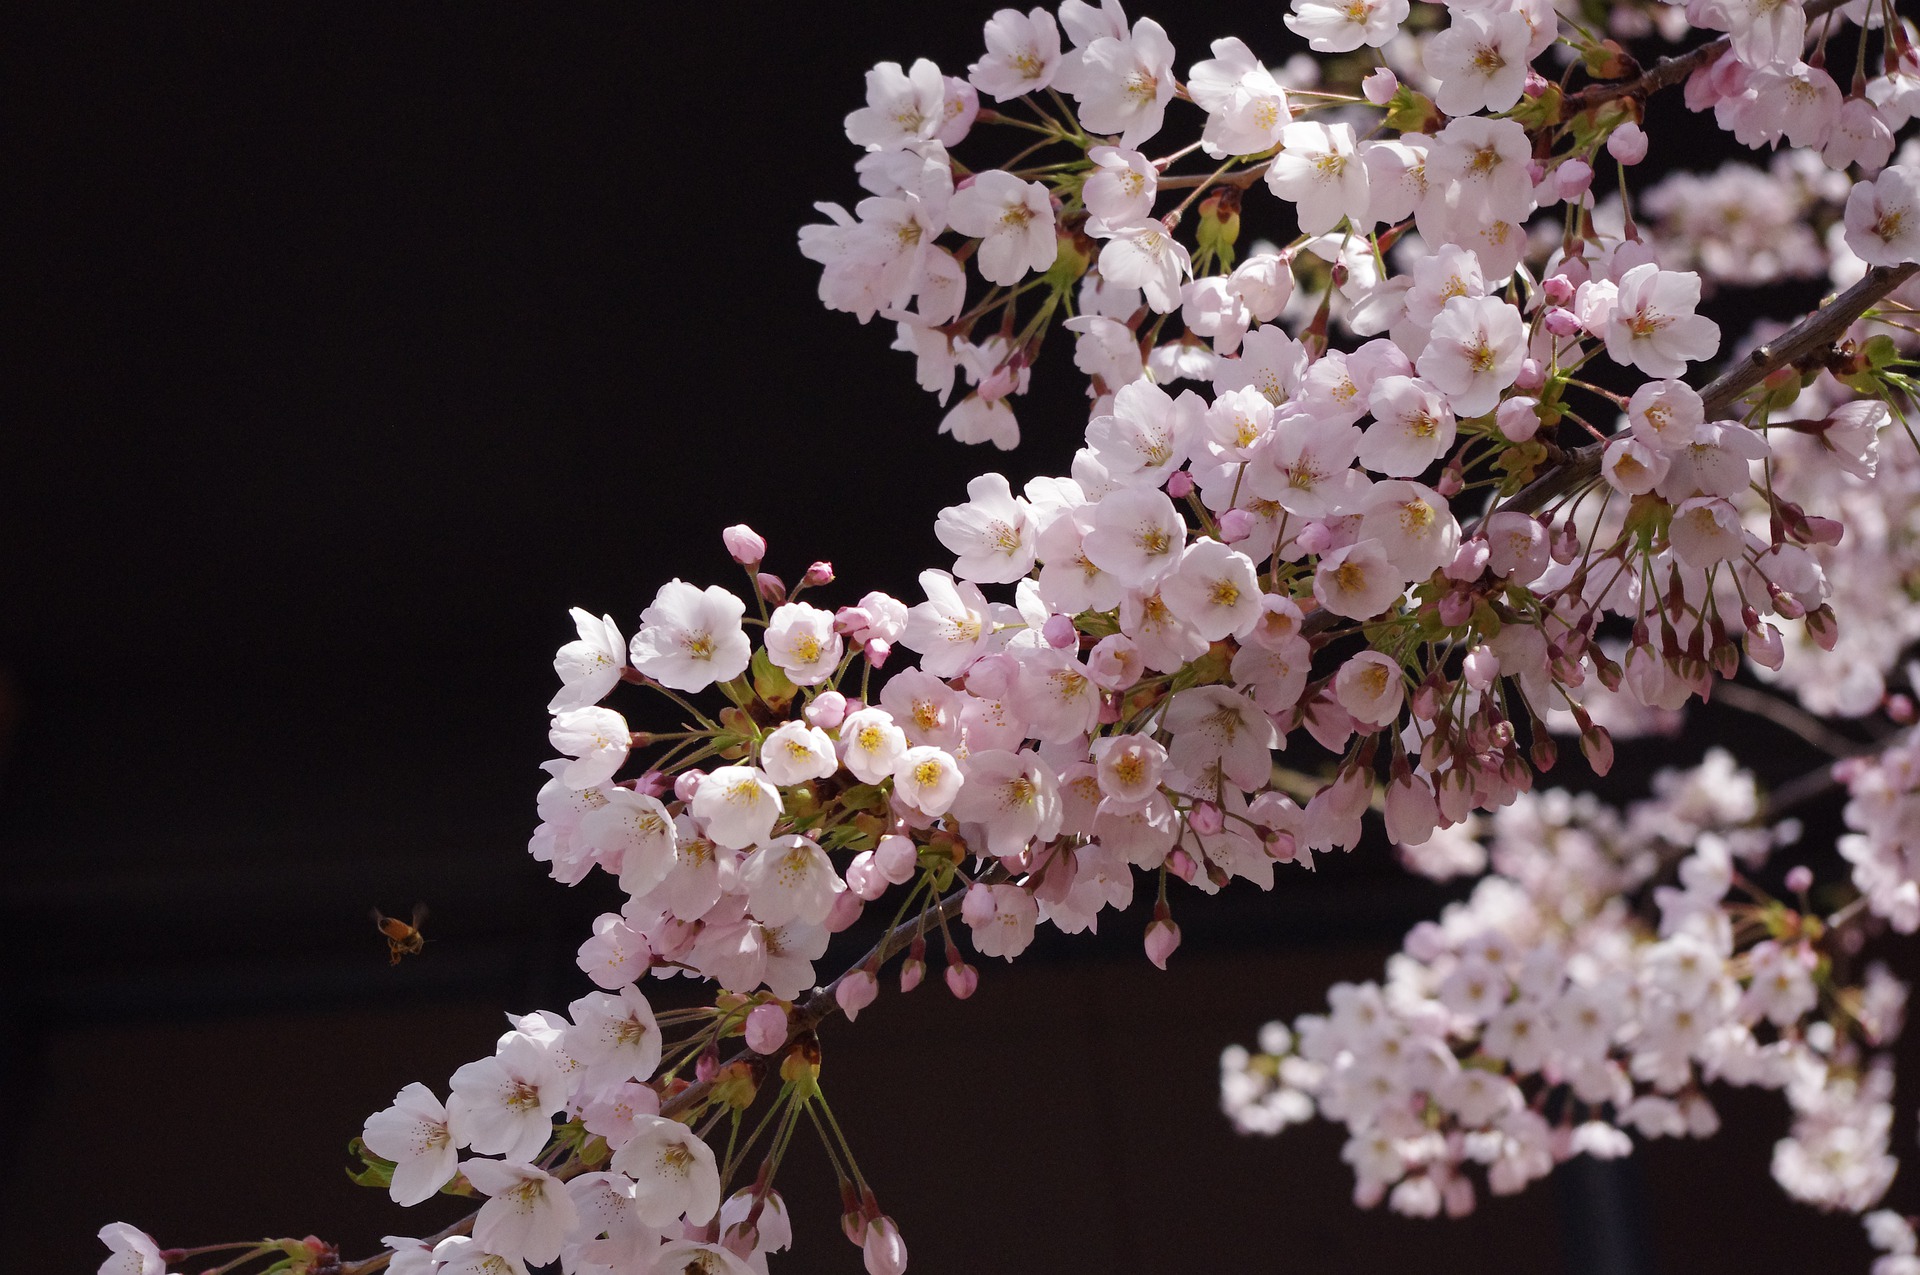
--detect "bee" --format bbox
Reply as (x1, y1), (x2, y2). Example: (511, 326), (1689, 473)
(372, 904), (428, 965)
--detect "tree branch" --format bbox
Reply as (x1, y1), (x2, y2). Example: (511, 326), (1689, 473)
(1493, 261), (1919, 524)
(1563, 0), (1852, 113)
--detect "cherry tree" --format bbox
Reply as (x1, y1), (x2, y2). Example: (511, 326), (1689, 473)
(100, 1), (1920, 1272)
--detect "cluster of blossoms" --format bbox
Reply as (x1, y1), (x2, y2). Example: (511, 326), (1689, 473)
(1840, 728), (1920, 933)
(101, 1), (1920, 1272)
(1222, 751), (1910, 1216)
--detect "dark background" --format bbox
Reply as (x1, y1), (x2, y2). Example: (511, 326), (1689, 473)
(3, 4), (1911, 1271)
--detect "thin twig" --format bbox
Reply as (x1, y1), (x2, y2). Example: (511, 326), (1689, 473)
(1563, 0), (1852, 113)
(1710, 681), (1869, 759)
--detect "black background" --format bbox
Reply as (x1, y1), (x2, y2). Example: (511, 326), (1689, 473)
(4, 4), (1913, 1271)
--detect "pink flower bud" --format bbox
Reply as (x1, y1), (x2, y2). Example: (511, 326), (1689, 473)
(1800, 516), (1844, 546)
(1188, 802), (1224, 835)
(1542, 275), (1575, 306)
(674, 769), (706, 803)
(846, 851), (889, 900)
(1445, 539), (1490, 582)
(1556, 159), (1593, 199)
(805, 691), (848, 730)
(825, 889), (864, 933)
(1523, 69), (1550, 97)
(1745, 621), (1784, 671)
(965, 652), (1020, 700)
(744, 1003), (787, 1055)
(865, 638), (892, 668)
(1434, 593), (1473, 631)
(1785, 865), (1814, 894)
(1496, 397), (1541, 442)
(1513, 357), (1547, 392)
(834, 605), (873, 637)
(756, 572), (788, 605)
(1607, 122), (1648, 165)
(1362, 67), (1398, 104)
(944, 961), (978, 999)
(899, 956), (925, 993)
(1218, 507), (1254, 543)
(1296, 520), (1336, 555)
(804, 560), (835, 586)
(961, 882), (998, 926)
(863, 1218), (908, 1275)
(1167, 847), (1198, 883)
(635, 770), (671, 799)
(696, 1047), (719, 1082)
(836, 969), (879, 1022)
(1580, 723), (1615, 776)
(1166, 469), (1196, 499)
(1526, 159), (1547, 187)
(1043, 613), (1078, 648)
(1098, 694), (1122, 724)
(1544, 306), (1582, 336)
(723, 524), (767, 566)
(874, 834), (919, 884)
(1888, 693), (1916, 725)
(1437, 464), (1464, 497)
(1144, 917), (1182, 970)
(1806, 604), (1840, 651)
(1463, 644), (1500, 691)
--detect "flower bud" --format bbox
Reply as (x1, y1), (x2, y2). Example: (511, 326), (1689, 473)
(865, 638), (893, 668)
(1188, 801), (1224, 835)
(961, 882), (997, 926)
(1166, 469), (1196, 499)
(846, 851), (889, 900)
(1888, 693), (1917, 725)
(1496, 397), (1541, 442)
(944, 961), (978, 999)
(674, 769), (706, 803)
(1542, 274), (1575, 306)
(756, 572), (788, 605)
(899, 957), (925, 993)
(745, 1003), (787, 1055)
(874, 834), (919, 884)
(1144, 911), (1181, 970)
(723, 524), (767, 567)
(1580, 722), (1615, 776)
(864, 1217), (908, 1275)
(1544, 306), (1582, 336)
(825, 889), (864, 933)
(1513, 357), (1547, 392)
(1295, 520), (1335, 555)
(837, 968), (879, 1022)
(1042, 613), (1078, 648)
(1607, 122), (1648, 165)
(965, 652), (1021, 699)
(1556, 159), (1593, 199)
(1805, 605), (1840, 651)
(1445, 539), (1490, 582)
(804, 561), (835, 586)
(1785, 865), (1814, 894)
(1362, 67), (1398, 104)
(1218, 507), (1254, 543)
(1745, 621), (1784, 671)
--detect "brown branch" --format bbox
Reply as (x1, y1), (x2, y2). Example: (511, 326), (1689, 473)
(1564, 0), (1853, 113)
(1493, 261), (1919, 524)
(339, 871), (994, 1274)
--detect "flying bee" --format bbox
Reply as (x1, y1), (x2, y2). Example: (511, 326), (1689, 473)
(372, 904), (428, 965)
